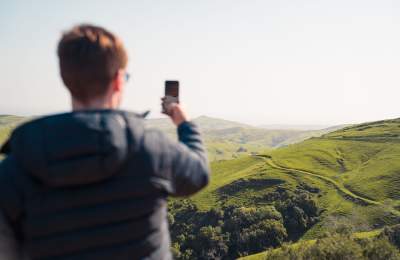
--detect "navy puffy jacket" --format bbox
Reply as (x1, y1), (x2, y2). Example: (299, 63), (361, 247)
(0, 109), (210, 260)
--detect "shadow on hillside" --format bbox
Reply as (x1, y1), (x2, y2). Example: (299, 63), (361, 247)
(217, 178), (285, 196)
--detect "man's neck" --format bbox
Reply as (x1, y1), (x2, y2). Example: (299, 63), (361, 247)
(72, 98), (115, 111)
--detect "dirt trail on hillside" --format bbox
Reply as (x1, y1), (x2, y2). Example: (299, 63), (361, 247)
(255, 155), (380, 206)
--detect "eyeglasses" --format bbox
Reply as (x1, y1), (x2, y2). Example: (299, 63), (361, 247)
(124, 72), (131, 83)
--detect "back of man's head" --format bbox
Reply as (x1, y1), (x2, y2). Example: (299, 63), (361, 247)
(57, 24), (128, 104)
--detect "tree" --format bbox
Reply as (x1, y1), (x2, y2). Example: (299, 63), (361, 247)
(192, 226), (229, 260)
(380, 224), (400, 249)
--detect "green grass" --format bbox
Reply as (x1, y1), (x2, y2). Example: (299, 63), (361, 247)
(189, 152), (396, 238)
(261, 156), (380, 205)
(325, 118), (400, 140)
(271, 123), (400, 203)
(0, 127), (11, 145)
(190, 156), (266, 210)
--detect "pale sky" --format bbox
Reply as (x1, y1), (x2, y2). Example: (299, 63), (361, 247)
(1, 0), (400, 125)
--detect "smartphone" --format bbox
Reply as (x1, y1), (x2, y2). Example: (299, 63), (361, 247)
(163, 80), (179, 113)
(165, 80), (179, 99)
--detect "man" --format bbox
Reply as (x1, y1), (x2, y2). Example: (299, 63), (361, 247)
(0, 24), (210, 259)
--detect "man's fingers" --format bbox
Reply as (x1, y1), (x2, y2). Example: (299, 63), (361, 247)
(166, 103), (177, 114)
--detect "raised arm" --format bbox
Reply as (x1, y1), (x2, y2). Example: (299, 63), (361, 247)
(143, 104), (210, 196)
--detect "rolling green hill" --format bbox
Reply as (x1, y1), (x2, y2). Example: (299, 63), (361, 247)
(173, 117), (400, 258)
(271, 118), (400, 206)
(193, 118), (400, 209)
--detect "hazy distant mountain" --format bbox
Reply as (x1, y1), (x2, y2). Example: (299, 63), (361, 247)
(145, 115), (252, 131)
(0, 115), (26, 127)
(276, 124), (348, 147)
(258, 124), (331, 130)
(193, 116), (253, 130)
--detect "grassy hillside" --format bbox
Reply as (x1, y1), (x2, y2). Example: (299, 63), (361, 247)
(204, 127), (313, 147)
(171, 149), (397, 258)
(271, 118), (400, 205)
(192, 118), (400, 210)
(191, 152), (397, 228)
(172, 117), (400, 258)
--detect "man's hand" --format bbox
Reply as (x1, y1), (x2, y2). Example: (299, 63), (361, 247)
(162, 98), (188, 126)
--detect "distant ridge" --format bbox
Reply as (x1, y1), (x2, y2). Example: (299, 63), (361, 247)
(258, 124), (332, 131)
(0, 114), (348, 161)
(0, 115), (27, 127)
(145, 115), (253, 131)
(193, 115), (253, 130)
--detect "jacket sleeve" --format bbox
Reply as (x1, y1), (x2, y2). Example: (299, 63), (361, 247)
(171, 121), (210, 196)
(143, 121), (210, 197)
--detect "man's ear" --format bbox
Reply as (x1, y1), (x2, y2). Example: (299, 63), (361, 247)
(111, 69), (124, 93)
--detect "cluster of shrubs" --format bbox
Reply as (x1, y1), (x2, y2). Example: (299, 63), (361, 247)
(265, 226), (400, 260)
(168, 188), (320, 259)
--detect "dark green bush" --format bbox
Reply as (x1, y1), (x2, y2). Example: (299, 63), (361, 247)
(380, 224), (400, 249)
(265, 234), (400, 260)
(168, 187), (321, 259)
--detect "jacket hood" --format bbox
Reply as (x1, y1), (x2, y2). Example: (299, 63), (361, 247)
(2, 110), (144, 187)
